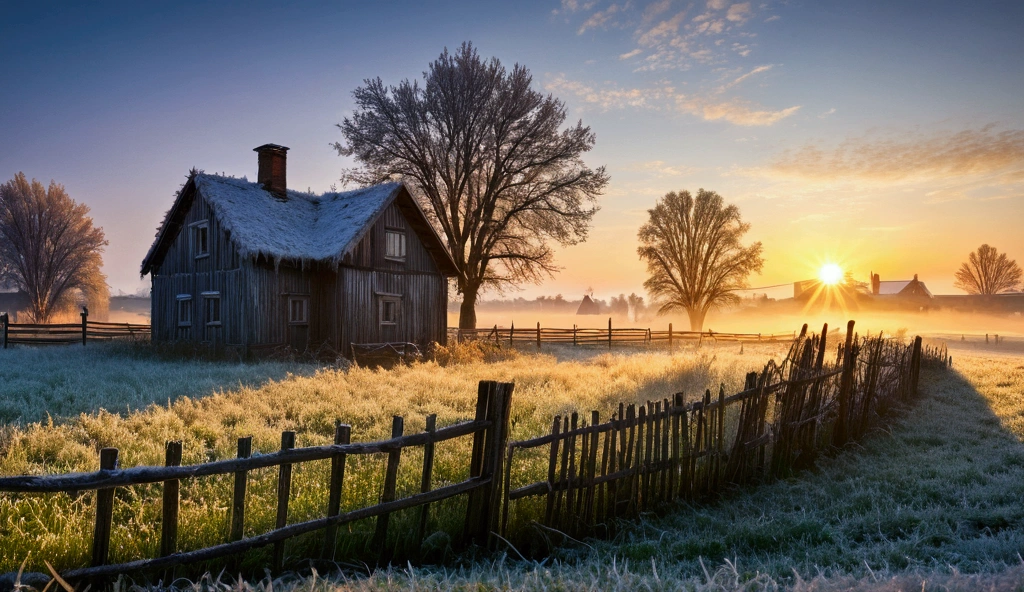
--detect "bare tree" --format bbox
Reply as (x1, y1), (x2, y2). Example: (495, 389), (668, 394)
(0, 173), (108, 322)
(335, 42), (608, 330)
(637, 189), (763, 331)
(954, 244), (1022, 295)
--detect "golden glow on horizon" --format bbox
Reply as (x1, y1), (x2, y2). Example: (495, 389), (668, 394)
(819, 263), (844, 286)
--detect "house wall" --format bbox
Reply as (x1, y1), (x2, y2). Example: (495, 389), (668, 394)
(149, 189), (246, 347)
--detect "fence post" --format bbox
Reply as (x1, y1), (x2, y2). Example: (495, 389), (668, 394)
(537, 322), (541, 350)
(416, 414), (437, 551)
(911, 336), (923, 396)
(160, 441), (182, 558)
(574, 324), (577, 346)
(465, 381), (494, 543)
(483, 382), (514, 549)
(230, 437), (252, 542)
(668, 323), (673, 352)
(91, 447), (119, 567)
(1, 312), (7, 349)
(273, 431), (296, 572)
(321, 422), (350, 560)
(509, 321), (514, 346)
(373, 416), (404, 565)
(608, 318), (612, 349)
(832, 321), (856, 448)
(81, 306), (89, 346)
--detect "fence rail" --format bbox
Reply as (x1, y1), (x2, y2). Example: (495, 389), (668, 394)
(452, 320), (794, 349)
(0, 309), (150, 348)
(0, 381), (515, 582)
(0, 322), (949, 582)
(498, 321), (945, 538)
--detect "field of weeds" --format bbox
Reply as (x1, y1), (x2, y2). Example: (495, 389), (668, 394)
(0, 339), (782, 574)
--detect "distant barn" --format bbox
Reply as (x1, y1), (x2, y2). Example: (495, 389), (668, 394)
(576, 294), (601, 315)
(141, 144), (457, 356)
(870, 273), (932, 299)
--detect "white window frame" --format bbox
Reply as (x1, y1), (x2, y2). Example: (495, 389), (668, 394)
(288, 296), (309, 325)
(176, 294), (192, 327)
(384, 228), (407, 262)
(191, 220), (210, 259)
(377, 293), (401, 326)
(202, 291), (221, 326)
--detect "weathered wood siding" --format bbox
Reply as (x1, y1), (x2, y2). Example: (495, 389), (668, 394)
(150, 191), (247, 347)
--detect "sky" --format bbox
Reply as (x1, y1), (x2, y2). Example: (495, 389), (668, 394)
(1, 0), (1022, 300)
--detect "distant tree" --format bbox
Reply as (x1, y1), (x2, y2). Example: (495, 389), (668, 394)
(0, 173), (108, 322)
(627, 292), (646, 322)
(954, 244), (1022, 295)
(637, 189), (763, 331)
(335, 42), (609, 330)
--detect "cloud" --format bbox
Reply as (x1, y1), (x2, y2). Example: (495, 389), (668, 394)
(547, 74), (800, 126)
(723, 64), (773, 89)
(677, 96), (800, 126)
(637, 11), (686, 45)
(818, 107), (837, 118)
(620, 48), (644, 59)
(635, 160), (700, 177)
(764, 15), (780, 22)
(578, 3), (624, 34)
(765, 127), (1024, 182)
(726, 2), (752, 23)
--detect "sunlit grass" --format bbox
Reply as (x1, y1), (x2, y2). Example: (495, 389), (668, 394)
(0, 340), (780, 574)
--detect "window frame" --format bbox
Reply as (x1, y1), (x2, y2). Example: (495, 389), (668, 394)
(191, 220), (210, 260)
(384, 228), (407, 262)
(176, 294), (192, 327)
(202, 291), (221, 327)
(377, 292), (401, 326)
(288, 296), (309, 325)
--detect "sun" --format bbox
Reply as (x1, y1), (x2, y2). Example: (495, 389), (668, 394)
(819, 263), (844, 286)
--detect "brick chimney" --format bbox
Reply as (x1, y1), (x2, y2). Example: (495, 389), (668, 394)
(254, 144), (289, 198)
(871, 272), (880, 295)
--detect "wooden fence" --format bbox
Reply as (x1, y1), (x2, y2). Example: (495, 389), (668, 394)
(0, 323), (948, 581)
(0, 310), (151, 348)
(0, 381), (514, 582)
(453, 320), (794, 349)
(499, 321), (941, 539)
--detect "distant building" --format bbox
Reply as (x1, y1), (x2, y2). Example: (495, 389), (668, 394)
(576, 295), (601, 315)
(871, 273), (932, 299)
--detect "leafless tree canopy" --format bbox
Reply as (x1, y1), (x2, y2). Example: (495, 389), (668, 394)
(954, 244), (1022, 295)
(0, 173), (108, 322)
(637, 189), (763, 331)
(335, 42), (608, 329)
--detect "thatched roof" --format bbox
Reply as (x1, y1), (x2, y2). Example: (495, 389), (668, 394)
(141, 173), (457, 276)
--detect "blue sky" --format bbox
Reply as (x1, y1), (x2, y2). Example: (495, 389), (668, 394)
(2, 0), (1022, 298)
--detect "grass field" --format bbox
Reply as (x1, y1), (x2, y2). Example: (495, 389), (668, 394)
(2, 338), (1022, 590)
(0, 339), (781, 575)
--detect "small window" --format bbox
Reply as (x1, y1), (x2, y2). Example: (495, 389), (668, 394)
(176, 295), (192, 327)
(379, 296), (400, 326)
(202, 291), (221, 326)
(288, 297), (308, 324)
(192, 221), (210, 259)
(385, 229), (406, 261)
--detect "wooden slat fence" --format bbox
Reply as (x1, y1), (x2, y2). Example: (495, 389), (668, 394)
(1, 310), (150, 348)
(500, 321), (943, 539)
(0, 381), (514, 582)
(453, 320), (794, 349)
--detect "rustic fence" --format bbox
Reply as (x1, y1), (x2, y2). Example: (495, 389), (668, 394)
(0, 381), (514, 582)
(453, 320), (794, 349)
(0, 324), (948, 581)
(499, 321), (943, 539)
(0, 309), (151, 348)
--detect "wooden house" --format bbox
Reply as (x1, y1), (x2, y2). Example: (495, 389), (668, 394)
(141, 144), (457, 356)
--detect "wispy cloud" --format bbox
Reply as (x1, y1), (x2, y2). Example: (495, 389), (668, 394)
(619, 48), (643, 59)
(546, 74), (799, 126)
(765, 126), (1024, 182)
(578, 3), (626, 34)
(634, 160), (700, 176)
(720, 63), (773, 91)
(818, 107), (837, 118)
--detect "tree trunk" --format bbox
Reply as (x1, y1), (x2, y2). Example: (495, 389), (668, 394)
(687, 308), (706, 332)
(458, 288), (479, 331)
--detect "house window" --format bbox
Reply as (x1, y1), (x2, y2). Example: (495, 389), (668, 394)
(378, 295), (401, 326)
(289, 296), (309, 324)
(202, 291), (221, 326)
(176, 294), (192, 327)
(385, 229), (406, 261)
(192, 221), (210, 259)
